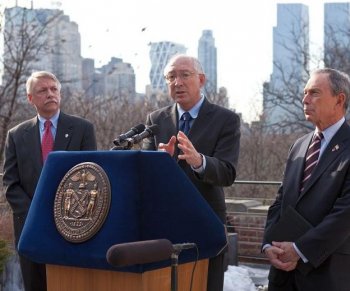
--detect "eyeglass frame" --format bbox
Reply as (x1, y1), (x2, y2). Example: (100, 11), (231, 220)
(164, 70), (199, 84)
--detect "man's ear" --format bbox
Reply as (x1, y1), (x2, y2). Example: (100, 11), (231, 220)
(199, 74), (206, 87)
(27, 93), (33, 104)
(336, 93), (345, 107)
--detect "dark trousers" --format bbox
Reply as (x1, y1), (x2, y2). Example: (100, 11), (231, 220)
(14, 214), (47, 291)
(19, 255), (47, 291)
(207, 253), (225, 291)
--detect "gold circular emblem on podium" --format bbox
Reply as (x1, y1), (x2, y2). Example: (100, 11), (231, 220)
(54, 162), (111, 243)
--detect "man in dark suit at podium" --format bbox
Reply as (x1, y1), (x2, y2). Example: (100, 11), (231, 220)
(3, 71), (97, 291)
(142, 54), (241, 291)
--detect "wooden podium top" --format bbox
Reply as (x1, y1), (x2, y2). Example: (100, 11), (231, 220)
(47, 259), (208, 291)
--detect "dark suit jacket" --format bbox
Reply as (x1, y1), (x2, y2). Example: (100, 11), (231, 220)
(263, 121), (350, 291)
(142, 98), (241, 222)
(3, 112), (97, 243)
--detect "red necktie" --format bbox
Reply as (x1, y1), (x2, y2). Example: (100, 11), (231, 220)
(42, 120), (54, 162)
(300, 132), (323, 192)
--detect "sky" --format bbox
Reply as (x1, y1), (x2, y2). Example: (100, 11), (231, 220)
(3, 0), (350, 123)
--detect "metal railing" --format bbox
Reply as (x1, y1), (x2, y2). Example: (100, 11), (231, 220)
(234, 180), (281, 185)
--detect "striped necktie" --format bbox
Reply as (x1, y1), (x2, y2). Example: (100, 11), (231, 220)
(300, 132), (323, 192)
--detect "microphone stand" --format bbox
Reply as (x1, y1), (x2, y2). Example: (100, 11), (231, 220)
(171, 249), (181, 291)
(110, 139), (134, 150)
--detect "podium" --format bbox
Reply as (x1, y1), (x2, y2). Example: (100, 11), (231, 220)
(18, 151), (227, 291)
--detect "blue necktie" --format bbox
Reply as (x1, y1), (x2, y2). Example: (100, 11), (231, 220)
(180, 112), (192, 135)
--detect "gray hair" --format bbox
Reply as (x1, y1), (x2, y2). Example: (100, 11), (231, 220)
(163, 54), (205, 75)
(312, 68), (350, 110)
(26, 71), (61, 94)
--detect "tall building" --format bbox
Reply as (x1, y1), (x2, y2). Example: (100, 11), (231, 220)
(198, 30), (217, 95)
(149, 41), (186, 92)
(3, 5), (136, 100)
(82, 58), (96, 98)
(324, 3), (350, 73)
(94, 57), (135, 98)
(263, 4), (309, 132)
(3, 6), (83, 95)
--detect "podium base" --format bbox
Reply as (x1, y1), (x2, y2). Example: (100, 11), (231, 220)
(46, 259), (208, 291)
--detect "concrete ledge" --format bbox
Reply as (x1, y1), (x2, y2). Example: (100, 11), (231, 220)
(226, 199), (262, 212)
(248, 205), (269, 214)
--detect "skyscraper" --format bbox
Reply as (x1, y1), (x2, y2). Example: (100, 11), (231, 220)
(3, 6), (83, 95)
(3, 5), (136, 100)
(324, 3), (350, 74)
(149, 41), (186, 92)
(263, 3), (310, 132)
(94, 57), (135, 98)
(198, 30), (217, 95)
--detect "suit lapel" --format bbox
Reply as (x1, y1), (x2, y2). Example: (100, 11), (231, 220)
(169, 105), (178, 133)
(54, 112), (73, 150)
(293, 133), (313, 201)
(187, 98), (212, 144)
(299, 122), (350, 198)
(23, 117), (43, 169)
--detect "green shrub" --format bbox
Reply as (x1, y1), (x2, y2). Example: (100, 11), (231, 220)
(0, 239), (11, 274)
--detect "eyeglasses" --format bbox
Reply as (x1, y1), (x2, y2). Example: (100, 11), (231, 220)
(164, 71), (196, 83)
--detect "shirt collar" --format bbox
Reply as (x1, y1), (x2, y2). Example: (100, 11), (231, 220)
(38, 110), (60, 130)
(177, 95), (205, 120)
(317, 116), (345, 145)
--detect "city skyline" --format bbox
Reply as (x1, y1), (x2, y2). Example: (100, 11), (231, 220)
(2, 0), (349, 123)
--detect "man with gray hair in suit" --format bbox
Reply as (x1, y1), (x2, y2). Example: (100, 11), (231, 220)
(143, 54), (241, 291)
(3, 71), (97, 291)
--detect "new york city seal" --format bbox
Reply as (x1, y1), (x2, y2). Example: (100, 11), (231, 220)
(54, 162), (111, 243)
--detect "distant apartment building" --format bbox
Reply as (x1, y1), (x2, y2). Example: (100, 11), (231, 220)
(3, 6), (82, 95)
(198, 30), (217, 95)
(82, 58), (96, 98)
(324, 3), (350, 73)
(3, 5), (136, 100)
(149, 41), (186, 93)
(263, 3), (310, 132)
(93, 57), (135, 98)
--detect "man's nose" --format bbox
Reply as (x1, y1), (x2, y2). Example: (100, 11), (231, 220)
(302, 93), (309, 104)
(174, 76), (184, 85)
(47, 88), (55, 96)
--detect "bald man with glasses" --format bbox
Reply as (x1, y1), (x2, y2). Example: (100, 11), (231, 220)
(143, 54), (241, 291)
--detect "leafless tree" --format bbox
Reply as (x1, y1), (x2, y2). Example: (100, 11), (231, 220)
(0, 6), (63, 161)
(263, 17), (311, 134)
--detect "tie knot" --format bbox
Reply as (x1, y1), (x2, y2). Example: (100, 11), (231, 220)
(44, 120), (52, 129)
(181, 112), (192, 121)
(315, 132), (323, 141)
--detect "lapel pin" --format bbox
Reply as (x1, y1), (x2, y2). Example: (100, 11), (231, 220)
(332, 144), (339, 152)
(65, 134), (69, 138)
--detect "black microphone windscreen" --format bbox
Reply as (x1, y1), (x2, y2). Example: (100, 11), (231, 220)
(148, 124), (159, 135)
(132, 123), (146, 133)
(106, 239), (173, 267)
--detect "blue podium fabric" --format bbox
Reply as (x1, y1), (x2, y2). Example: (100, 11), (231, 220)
(18, 151), (227, 273)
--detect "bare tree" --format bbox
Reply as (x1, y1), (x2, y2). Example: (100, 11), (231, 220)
(0, 7), (63, 161)
(61, 92), (159, 150)
(263, 15), (311, 134)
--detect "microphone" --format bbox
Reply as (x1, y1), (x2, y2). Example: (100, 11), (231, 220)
(129, 124), (159, 145)
(106, 239), (197, 267)
(106, 239), (173, 267)
(113, 124), (145, 146)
